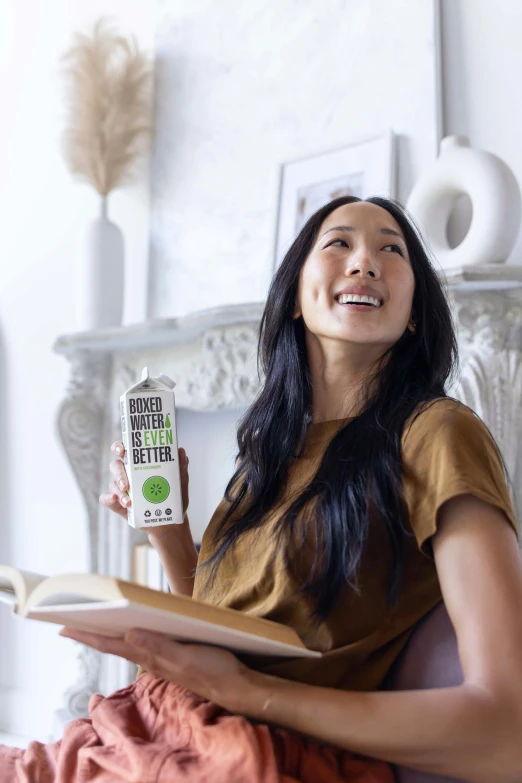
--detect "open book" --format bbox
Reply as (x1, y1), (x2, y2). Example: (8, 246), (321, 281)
(0, 566), (321, 659)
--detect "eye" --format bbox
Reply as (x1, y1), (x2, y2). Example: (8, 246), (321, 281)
(383, 244), (405, 257)
(326, 239), (405, 257)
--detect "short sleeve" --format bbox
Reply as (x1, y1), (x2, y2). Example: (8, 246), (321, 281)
(401, 398), (520, 559)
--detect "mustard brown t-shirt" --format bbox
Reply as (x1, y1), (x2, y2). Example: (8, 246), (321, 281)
(192, 397), (519, 691)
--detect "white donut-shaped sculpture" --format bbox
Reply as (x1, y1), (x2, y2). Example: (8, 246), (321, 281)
(406, 135), (521, 270)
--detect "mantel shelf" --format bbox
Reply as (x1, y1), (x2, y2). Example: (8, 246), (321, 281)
(53, 301), (266, 357)
(54, 265), (522, 358)
(442, 263), (522, 291)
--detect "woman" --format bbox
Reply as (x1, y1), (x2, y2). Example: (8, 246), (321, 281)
(3, 196), (522, 783)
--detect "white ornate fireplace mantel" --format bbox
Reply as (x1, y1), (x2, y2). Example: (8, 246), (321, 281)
(51, 301), (264, 735)
(50, 265), (522, 734)
(53, 301), (265, 576)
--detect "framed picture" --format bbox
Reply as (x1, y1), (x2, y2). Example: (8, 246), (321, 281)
(273, 130), (396, 269)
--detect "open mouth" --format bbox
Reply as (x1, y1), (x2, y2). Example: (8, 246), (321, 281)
(334, 292), (384, 310)
(335, 296), (382, 310)
(336, 302), (379, 309)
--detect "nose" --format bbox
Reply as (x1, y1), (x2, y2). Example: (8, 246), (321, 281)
(345, 245), (380, 278)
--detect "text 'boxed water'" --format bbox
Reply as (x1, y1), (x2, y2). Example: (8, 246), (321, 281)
(120, 367), (184, 529)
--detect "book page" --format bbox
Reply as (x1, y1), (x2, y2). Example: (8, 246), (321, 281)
(0, 565), (47, 611)
(28, 592), (104, 607)
(25, 573), (123, 611)
(0, 581), (17, 608)
(24, 573), (311, 652)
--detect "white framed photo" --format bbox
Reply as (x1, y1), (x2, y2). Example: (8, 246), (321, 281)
(273, 130), (396, 269)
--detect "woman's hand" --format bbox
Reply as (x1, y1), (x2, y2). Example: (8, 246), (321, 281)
(99, 440), (198, 595)
(58, 627), (257, 713)
(99, 441), (191, 541)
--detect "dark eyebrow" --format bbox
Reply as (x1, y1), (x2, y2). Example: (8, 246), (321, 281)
(320, 225), (405, 243)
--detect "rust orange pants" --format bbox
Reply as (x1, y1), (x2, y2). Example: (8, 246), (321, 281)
(0, 672), (394, 782)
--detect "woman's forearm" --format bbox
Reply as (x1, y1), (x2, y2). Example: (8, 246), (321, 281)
(148, 514), (198, 596)
(237, 671), (522, 783)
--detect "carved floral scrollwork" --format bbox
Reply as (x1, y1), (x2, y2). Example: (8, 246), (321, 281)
(450, 291), (522, 355)
(175, 325), (261, 409)
(58, 645), (102, 722)
(449, 290), (522, 523)
(56, 351), (112, 572)
(53, 351), (112, 732)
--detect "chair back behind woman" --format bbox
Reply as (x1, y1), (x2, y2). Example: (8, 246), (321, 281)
(382, 601), (464, 783)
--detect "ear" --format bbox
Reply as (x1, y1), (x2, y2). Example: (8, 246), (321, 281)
(293, 303), (301, 319)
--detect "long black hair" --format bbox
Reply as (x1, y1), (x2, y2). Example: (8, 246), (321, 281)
(197, 195), (462, 619)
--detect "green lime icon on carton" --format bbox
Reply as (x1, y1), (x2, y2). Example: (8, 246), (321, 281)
(142, 476), (171, 504)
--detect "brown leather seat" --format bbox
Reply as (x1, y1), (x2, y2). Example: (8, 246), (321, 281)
(382, 601), (464, 783)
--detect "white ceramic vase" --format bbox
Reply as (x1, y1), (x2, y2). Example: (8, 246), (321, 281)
(76, 196), (125, 331)
(406, 135), (521, 270)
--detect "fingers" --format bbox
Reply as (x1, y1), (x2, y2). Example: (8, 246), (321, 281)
(99, 491), (128, 519)
(109, 457), (128, 488)
(59, 628), (141, 663)
(99, 479), (131, 517)
(126, 628), (183, 656)
(109, 479), (132, 509)
(58, 627), (182, 680)
(98, 442), (133, 519)
(109, 443), (129, 498)
(112, 441), (125, 458)
(101, 445), (189, 519)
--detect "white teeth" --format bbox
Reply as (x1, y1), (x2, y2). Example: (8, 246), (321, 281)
(336, 293), (381, 307)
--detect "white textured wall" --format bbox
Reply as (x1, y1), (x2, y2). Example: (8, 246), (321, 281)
(148, 0), (442, 319)
(0, 0), (154, 742)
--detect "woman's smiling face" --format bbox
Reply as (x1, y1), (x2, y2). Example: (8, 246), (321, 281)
(293, 201), (416, 353)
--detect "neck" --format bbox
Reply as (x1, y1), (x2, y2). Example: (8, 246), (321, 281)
(306, 338), (386, 424)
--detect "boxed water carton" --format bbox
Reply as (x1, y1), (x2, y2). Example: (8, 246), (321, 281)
(120, 367), (184, 529)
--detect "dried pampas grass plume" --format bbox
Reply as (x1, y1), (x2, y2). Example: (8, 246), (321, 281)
(60, 17), (153, 197)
